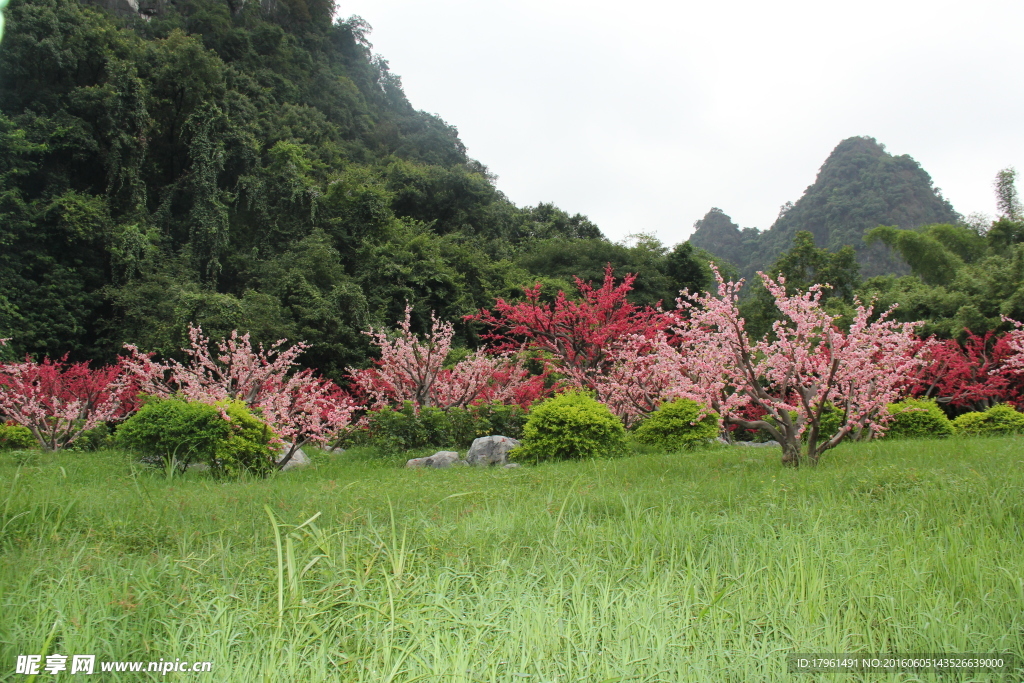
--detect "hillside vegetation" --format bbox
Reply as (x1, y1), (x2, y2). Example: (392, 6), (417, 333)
(0, 0), (713, 374)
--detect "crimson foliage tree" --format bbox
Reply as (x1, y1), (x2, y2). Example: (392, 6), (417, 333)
(910, 330), (1024, 413)
(471, 266), (677, 387)
(0, 356), (135, 450)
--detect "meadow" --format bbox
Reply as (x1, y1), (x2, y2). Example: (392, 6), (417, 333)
(1, 439), (1022, 682)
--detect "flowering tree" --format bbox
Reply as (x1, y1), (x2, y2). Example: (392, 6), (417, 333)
(124, 326), (356, 468)
(349, 305), (542, 411)
(587, 334), (709, 427)
(676, 268), (923, 466)
(124, 326), (310, 406)
(994, 317), (1024, 407)
(0, 356), (135, 450)
(257, 371), (358, 467)
(471, 266), (677, 386)
(910, 330), (1024, 412)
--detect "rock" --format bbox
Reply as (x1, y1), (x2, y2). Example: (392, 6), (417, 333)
(326, 446), (346, 455)
(718, 438), (781, 448)
(406, 451), (461, 469)
(503, 463), (521, 469)
(425, 451), (460, 468)
(466, 435), (521, 467)
(277, 442), (310, 470)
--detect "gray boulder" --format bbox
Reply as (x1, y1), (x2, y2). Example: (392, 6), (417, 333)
(425, 451), (461, 468)
(407, 451), (462, 469)
(277, 443), (310, 470)
(466, 435), (521, 467)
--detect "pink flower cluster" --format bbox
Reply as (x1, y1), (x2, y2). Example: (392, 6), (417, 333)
(348, 305), (543, 411)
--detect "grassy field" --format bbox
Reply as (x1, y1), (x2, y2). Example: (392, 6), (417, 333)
(1, 439), (1022, 682)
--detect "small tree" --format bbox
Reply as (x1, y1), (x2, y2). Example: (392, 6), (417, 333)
(124, 326), (356, 468)
(0, 356), (135, 450)
(471, 266), (676, 385)
(349, 305), (541, 411)
(676, 268), (923, 466)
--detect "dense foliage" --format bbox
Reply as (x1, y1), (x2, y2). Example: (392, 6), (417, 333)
(950, 404), (1024, 437)
(0, 422), (34, 449)
(361, 401), (526, 455)
(115, 396), (276, 475)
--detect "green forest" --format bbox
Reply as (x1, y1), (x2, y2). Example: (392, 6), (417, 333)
(1, 0), (1023, 375)
(0, 0), (717, 378)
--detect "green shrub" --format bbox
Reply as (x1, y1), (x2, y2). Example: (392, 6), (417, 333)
(513, 391), (625, 462)
(364, 401), (527, 454)
(883, 398), (953, 439)
(0, 423), (36, 450)
(115, 398), (276, 476)
(815, 405), (845, 441)
(951, 404), (1024, 437)
(68, 423), (115, 452)
(633, 399), (719, 451)
(470, 402), (528, 440)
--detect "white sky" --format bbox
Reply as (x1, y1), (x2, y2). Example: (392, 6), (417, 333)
(345, 0), (1024, 246)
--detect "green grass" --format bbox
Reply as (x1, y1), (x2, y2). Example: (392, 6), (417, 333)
(1, 439), (1023, 681)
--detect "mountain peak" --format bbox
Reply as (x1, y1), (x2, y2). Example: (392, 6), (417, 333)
(690, 137), (960, 278)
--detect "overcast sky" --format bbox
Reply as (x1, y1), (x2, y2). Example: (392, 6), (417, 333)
(346, 0), (1024, 246)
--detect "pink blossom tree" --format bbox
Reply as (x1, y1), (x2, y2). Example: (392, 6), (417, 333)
(349, 305), (542, 411)
(124, 327), (356, 468)
(0, 356), (135, 450)
(675, 268), (924, 466)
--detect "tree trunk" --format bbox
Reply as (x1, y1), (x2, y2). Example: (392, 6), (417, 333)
(781, 439), (801, 467)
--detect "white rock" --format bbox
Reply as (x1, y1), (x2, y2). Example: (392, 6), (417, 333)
(466, 435), (521, 466)
(277, 442), (310, 470)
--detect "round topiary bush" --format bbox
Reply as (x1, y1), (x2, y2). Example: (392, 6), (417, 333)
(513, 391), (625, 462)
(116, 397), (276, 475)
(883, 398), (953, 439)
(951, 404), (1024, 437)
(633, 398), (719, 451)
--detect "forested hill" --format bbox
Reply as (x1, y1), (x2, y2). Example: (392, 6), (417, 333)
(689, 136), (960, 279)
(0, 0), (711, 376)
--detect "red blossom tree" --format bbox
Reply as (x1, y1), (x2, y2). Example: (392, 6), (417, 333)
(0, 356), (136, 450)
(349, 305), (542, 411)
(471, 266), (677, 392)
(124, 327), (356, 468)
(675, 267), (924, 466)
(909, 330), (1024, 413)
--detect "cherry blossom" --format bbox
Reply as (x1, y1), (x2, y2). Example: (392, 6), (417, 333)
(675, 267), (923, 465)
